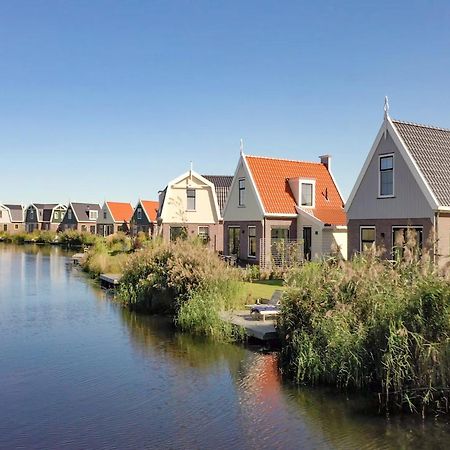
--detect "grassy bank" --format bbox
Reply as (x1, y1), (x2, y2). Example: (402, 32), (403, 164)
(278, 245), (450, 416)
(0, 230), (102, 246)
(117, 239), (247, 341)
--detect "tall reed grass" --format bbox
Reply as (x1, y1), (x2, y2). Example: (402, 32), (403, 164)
(278, 239), (450, 416)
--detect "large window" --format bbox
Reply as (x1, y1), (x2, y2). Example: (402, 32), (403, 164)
(379, 155), (394, 197)
(187, 189), (196, 211)
(271, 228), (290, 240)
(360, 227), (376, 251)
(238, 179), (245, 206)
(248, 226), (256, 258)
(301, 182), (314, 207)
(170, 226), (187, 241)
(228, 227), (240, 255)
(392, 226), (423, 260)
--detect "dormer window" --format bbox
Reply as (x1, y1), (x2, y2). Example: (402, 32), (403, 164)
(89, 210), (98, 220)
(301, 182), (314, 207)
(187, 189), (196, 211)
(137, 207), (142, 220)
(238, 179), (245, 206)
(379, 154), (394, 197)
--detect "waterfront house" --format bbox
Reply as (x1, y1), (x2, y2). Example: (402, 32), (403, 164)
(97, 201), (134, 236)
(60, 202), (101, 233)
(130, 200), (159, 236)
(156, 168), (232, 251)
(25, 203), (67, 232)
(346, 109), (450, 267)
(222, 152), (347, 266)
(0, 204), (25, 233)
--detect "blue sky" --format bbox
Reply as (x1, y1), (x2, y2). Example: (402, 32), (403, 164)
(1, 0), (449, 205)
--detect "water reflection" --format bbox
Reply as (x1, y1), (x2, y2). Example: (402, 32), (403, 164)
(1, 244), (449, 450)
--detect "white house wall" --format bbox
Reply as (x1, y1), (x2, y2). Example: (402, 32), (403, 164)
(347, 131), (434, 220)
(322, 228), (348, 260)
(223, 159), (264, 222)
(161, 173), (218, 224)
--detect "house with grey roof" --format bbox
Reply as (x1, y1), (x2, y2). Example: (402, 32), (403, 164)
(346, 108), (450, 267)
(0, 204), (25, 234)
(25, 203), (67, 232)
(156, 168), (232, 252)
(60, 202), (101, 234)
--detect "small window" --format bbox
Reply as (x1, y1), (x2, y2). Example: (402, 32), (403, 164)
(379, 155), (394, 197)
(81, 225), (87, 232)
(15, 224), (19, 230)
(68, 210), (72, 220)
(90, 225), (96, 233)
(198, 226), (209, 243)
(89, 210), (98, 220)
(248, 226), (257, 258)
(238, 179), (245, 206)
(3, 224), (7, 232)
(301, 182), (314, 207)
(360, 227), (376, 251)
(103, 211), (107, 219)
(54, 211), (59, 220)
(30, 209), (34, 219)
(187, 189), (196, 210)
(137, 207), (142, 220)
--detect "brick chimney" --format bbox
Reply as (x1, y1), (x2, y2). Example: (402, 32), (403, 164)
(319, 154), (331, 171)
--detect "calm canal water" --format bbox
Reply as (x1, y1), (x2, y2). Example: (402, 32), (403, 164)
(1, 244), (450, 450)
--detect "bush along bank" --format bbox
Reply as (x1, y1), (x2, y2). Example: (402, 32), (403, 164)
(117, 239), (246, 341)
(0, 230), (103, 247)
(277, 242), (450, 416)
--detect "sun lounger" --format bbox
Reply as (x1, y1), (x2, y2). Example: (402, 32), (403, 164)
(245, 290), (283, 321)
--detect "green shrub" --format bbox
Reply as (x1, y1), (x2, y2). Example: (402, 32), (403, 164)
(278, 249), (450, 415)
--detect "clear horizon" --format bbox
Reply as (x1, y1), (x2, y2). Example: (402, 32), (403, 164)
(1, 0), (450, 205)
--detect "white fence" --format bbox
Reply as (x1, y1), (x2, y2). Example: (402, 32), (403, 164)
(259, 238), (303, 269)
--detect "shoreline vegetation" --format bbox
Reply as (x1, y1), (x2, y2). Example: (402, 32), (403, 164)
(2, 230), (450, 416)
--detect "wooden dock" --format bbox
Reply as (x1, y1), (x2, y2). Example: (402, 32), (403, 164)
(99, 273), (122, 288)
(219, 310), (278, 341)
(72, 253), (85, 265)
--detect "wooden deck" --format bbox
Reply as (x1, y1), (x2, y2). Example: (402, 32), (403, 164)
(219, 310), (278, 341)
(99, 273), (122, 288)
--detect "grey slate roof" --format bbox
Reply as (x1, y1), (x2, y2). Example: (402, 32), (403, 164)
(71, 203), (101, 222)
(4, 204), (24, 222)
(203, 175), (233, 215)
(32, 204), (58, 222)
(392, 119), (450, 207)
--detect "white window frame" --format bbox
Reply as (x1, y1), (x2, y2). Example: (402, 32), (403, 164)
(137, 207), (142, 220)
(247, 226), (257, 258)
(359, 226), (376, 252)
(238, 178), (245, 207)
(198, 226), (209, 242)
(392, 225), (423, 251)
(300, 179), (316, 208)
(68, 210), (72, 220)
(89, 210), (98, 221)
(378, 153), (395, 198)
(186, 189), (196, 211)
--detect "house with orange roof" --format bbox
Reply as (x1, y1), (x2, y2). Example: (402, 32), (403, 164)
(97, 201), (134, 236)
(222, 152), (347, 266)
(156, 167), (232, 251)
(130, 200), (159, 236)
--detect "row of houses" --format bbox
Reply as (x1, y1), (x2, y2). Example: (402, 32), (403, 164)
(2, 109), (450, 267)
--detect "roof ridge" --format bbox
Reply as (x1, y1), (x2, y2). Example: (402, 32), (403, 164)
(392, 118), (450, 133)
(245, 154), (324, 166)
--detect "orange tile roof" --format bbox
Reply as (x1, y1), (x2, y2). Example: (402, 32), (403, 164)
(245, 155), (347, 225)
(106, 201), (134, 222)
(140, 200), (159, 222)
